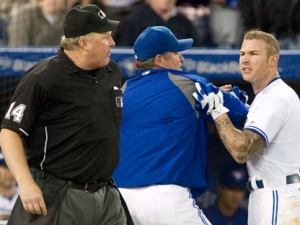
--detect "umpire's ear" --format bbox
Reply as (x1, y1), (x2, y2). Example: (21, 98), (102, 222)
(78, 37), (88, 51)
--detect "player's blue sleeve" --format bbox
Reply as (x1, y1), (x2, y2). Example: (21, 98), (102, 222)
(197, 89), (248, 129)
(222, 90), (248, 128)
(179, 72), (248, 129)
(198, 90), (248, 129)
(195, 85), (248, 129)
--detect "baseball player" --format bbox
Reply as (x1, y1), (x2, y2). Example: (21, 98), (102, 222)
(113, 26), (249, 225)
(203, 163), (249, 225)
(194, 30), (300, 224)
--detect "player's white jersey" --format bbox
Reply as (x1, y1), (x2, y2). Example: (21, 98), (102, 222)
(244, 78), (300, 179)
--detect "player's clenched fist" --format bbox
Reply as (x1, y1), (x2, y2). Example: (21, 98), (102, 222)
(193, 82), (229, 120)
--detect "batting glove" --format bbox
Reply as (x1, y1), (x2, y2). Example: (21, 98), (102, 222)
(193, 82), (229, 120)
(229, 86), (249, 108)
(193, 82), (214, 113)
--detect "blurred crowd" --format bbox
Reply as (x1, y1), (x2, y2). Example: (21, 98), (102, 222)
(0, 149), (18, 222)
(0, 0), (299, 49)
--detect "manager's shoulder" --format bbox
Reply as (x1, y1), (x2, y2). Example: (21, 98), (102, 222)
(169, 70), (209, 84)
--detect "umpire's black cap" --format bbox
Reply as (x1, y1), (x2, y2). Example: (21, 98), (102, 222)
(63, 4), (119, 38)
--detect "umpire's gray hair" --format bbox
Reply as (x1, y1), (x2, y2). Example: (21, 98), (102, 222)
(60, 32), (97, 50)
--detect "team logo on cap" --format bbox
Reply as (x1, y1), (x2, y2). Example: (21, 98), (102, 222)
(231, 170), (246, 181)
(98, 10), (106, 19)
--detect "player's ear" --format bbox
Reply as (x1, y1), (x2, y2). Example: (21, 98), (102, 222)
(269, 54), (279, 67)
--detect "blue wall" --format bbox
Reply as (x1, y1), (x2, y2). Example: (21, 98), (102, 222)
(1, 47), (300, 81)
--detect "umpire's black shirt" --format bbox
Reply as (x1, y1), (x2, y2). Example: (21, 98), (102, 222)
(1, 48), (123, 183)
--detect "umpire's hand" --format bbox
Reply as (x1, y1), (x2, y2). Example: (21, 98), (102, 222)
(19, 180), (47, 215)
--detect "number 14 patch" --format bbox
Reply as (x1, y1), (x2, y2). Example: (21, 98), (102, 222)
(5, 102), (26, 123)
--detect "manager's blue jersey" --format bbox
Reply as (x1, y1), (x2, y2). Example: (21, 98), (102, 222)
(113, 68), (248, 198)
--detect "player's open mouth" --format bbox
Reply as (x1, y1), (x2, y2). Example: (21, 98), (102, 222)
(242, 67), (251, 71)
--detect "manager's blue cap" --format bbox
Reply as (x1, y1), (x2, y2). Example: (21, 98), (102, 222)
(134, 26), (193, 61)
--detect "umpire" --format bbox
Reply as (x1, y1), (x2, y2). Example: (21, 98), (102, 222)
(0, 4), (133, 225)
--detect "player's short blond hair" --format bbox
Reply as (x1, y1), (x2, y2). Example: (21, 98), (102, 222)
(244, 30), (280, 57)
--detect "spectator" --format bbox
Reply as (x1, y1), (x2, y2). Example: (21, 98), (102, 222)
(73, 0), (105, 8)
(176, 0), (212, 47)
(103, 0), (143, 22)
(0, 149), (18, 221)
(0, 0), (27, 45)
(114, 0), (202, 46)
(113, 25), (249, 225)
(0, 0), (27, 17)
(209, 0), (244, 48)
(239, 0), (300, 49)
(102, 0), (144, 38)
(203, 163), (248, 225)
(0, 15), (7, 45)
(8, 0), (75, 46)
(238, 0), (267, 33)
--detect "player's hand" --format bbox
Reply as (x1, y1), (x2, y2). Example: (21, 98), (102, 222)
(193, 82), (229, 120)
(193, 82), (214, 113)
(229, 86), (249, 107)
(219, 84), (232, 92)
(19, 180), (47, 215)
